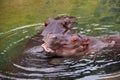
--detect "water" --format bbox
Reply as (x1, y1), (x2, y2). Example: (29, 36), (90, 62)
(0, 0), (120, 80)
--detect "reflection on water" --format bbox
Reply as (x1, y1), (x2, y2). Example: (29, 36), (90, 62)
(0, 23), (43, 68)
(0, 0), (120, 80)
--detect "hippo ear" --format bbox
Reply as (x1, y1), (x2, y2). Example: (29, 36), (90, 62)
(44, 21), (49, 27)
(44, 18), (54, 27)
(64, 17), (71, 23)
(61, 17), (70, 26)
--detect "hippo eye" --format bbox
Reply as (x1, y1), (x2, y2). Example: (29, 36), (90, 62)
(73, 45), (79, 49)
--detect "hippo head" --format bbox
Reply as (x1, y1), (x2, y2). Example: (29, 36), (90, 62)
(41, 16), (77, 36)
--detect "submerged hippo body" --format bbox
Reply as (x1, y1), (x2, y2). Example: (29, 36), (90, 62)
(40, 16), (120, 57)
(42, 33), (120, 56)
(42, 33), (90, 56)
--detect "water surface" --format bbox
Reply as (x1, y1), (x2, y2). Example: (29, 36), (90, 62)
(0, 0), (120, 80)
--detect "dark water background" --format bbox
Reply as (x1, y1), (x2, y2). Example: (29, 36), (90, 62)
(0, 0), (120, 80)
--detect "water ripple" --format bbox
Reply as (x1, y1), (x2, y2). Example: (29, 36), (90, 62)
(0, 23), (43, 35)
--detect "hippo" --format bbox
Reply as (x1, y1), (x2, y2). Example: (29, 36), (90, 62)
(41, 16), (120, 57)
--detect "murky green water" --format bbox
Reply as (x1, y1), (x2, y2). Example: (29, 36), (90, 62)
(0, 0), (71, 67)
(0, 0), (120, 79)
